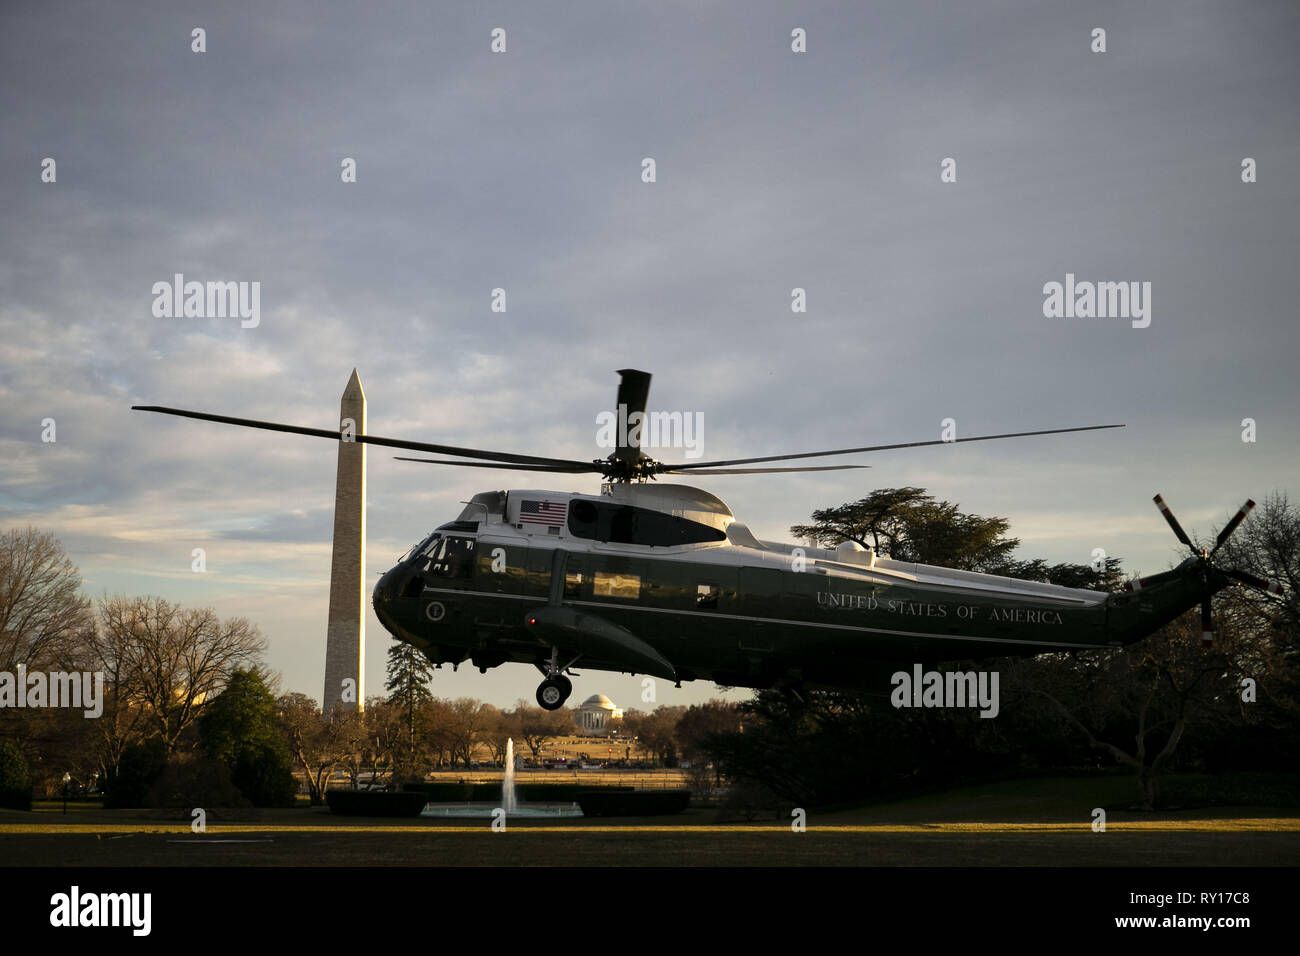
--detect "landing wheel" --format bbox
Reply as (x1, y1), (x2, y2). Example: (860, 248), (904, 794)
(536, 676), (572, 710)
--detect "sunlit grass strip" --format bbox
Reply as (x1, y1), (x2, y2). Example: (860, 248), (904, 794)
(3, 819), (1299, 835)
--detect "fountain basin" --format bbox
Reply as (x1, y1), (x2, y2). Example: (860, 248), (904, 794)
(421, 803), (584, 818)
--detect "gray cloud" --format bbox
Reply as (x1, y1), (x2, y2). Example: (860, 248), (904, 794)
(2, 0), (1297, 705)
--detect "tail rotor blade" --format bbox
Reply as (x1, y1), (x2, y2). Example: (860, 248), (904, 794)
(1210, 499), (1256, 557)
(1153, 494), (1197, 554)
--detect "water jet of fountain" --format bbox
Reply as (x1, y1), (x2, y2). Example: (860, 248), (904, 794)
(420, 736), (577, 817)
(503, 738), (517, 814)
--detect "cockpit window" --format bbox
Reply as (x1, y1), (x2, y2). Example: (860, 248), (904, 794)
(402, 532), (441, 563)
(428, 535), (476, 579)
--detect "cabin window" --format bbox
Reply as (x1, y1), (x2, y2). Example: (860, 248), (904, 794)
(593, 571), (640, 599)
(696, 584), (719, 609)
(564, 572), (583, 599)
(567, 499), (726, 546)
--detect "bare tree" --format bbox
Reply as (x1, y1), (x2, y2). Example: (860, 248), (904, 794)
(421, 697), (456, 768)
(1215, 491), (1299, 635)
(331, 699), (395, 789)
(365, 698), (403, 787)
(444, 697), (491, 767)
(277, 692), (347, 804)
(81, 599), (149, 782)
(676, 700), (742, 784)
(332, 706), (367, 788)
(626, 706), (686, 766)
(477, 704), (511, 764)
(512, 700), (572, 762)
(1010, 612), (1246, 810)
(0, 527), (92, 671)
(93, 595), (266, 754)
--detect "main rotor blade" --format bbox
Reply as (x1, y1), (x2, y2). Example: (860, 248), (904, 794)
(394, 457), (600, 473)
(661, 465), (871, 475)
(611, 369), (653, 465)
(131, 406), (595, 470)
(658, 423), (1125, 471)
(1209, 499), (1256, 558)
(1224, 568), (1286, 597)
(1153, 493), (1196, 554)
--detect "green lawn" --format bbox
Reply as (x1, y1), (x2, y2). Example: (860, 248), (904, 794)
(3, 772), (1299, 866)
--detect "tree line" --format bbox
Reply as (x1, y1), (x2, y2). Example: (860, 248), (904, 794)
(2, 485), (1296, 812)
(0, 526), (739, 808)
(708, 488), (1300, 812)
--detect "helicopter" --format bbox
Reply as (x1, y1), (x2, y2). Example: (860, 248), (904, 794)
(133, 369), (1284, 710)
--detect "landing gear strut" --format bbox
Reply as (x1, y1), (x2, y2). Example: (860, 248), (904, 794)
(776, 680), (806, 707)
(535, 646), (578, 710)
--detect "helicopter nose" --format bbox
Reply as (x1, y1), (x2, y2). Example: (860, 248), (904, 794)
(373, 565), (401, 605)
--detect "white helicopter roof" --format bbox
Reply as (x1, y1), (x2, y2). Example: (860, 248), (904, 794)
(455, 484), (1106, 608)
(458, 483), (734, 532)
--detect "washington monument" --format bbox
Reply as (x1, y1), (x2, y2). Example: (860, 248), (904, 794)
(322, 369), (366, 714)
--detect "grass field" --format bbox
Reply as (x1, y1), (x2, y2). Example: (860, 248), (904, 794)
(3, 774), (1299, 866)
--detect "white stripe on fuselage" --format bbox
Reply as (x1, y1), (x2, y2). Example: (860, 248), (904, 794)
(418, 586), (1106, 649)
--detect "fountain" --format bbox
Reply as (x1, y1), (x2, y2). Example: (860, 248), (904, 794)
(420, 736), (582, 818)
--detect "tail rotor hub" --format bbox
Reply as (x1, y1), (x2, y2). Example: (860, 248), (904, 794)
(1146, 494), (1283, 647)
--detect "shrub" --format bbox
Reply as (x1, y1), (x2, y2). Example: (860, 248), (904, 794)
(230, 744), (298, 808)
(0, 742), (32, 811)
(103, 739), (167, 809)
(147, 754), (246, 809)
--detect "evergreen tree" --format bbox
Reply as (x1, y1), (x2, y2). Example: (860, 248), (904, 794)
(0, 741), (32, 811)
(790, 486), (1127, 584)
(198, 668), (296, 806)
(790, 486), (1020, 571)
(385, 641), (435, 772)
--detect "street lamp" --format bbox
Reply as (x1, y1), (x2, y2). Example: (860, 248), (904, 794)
(62, 772), (71, 815)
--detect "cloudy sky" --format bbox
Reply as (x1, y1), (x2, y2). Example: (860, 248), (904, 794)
(2, 1), (1297, 709)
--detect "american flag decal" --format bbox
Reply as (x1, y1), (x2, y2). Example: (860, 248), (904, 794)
(520, 499), (567, 527)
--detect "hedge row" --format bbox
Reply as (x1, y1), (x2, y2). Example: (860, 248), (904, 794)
(576, 789), (691, 817)
(326, 790), (430, 817)
(399, 782), (634, 802)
